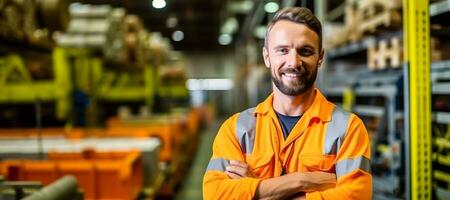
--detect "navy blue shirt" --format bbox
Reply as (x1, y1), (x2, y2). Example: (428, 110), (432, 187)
(275, 111), (301, 140)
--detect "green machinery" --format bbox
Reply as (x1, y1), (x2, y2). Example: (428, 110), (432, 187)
(0, 47), (158, 125)
(0, 48), (72, 120)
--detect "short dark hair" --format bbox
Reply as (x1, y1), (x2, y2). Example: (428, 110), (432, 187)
(264, 7), (322, 49)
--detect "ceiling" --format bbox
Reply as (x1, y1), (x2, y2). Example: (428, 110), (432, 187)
(79, 0), (317, 52)
(82, 0), (242, 51)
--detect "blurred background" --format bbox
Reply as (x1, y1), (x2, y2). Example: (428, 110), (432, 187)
(0, 0), (448, 199)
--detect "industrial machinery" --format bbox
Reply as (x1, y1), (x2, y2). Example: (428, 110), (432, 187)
(0, 175), (83, 200)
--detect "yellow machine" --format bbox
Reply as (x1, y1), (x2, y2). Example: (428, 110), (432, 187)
(0, 48), (72, 120)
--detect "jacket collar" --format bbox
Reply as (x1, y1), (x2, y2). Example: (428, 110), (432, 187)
(254, 88), (333, 122)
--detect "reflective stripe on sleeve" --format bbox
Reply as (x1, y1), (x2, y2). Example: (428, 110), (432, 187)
(236, 107), (256, 154)
(206, 158), (230, 172)
(324, 107), (351, 155)
(336, 156), (371, 178)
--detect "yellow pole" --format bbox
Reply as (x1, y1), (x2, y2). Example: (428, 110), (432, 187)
(403, 0), (432, 199)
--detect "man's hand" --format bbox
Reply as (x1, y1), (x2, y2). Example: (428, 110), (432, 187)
(225, 160), (256, 179)
(287, 192), (306, 200)
(298, 171), (336, 192)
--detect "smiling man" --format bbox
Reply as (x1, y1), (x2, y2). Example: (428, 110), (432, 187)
(203, 7), (372, 200)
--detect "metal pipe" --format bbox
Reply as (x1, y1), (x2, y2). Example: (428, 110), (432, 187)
(21, 175), (79, 200)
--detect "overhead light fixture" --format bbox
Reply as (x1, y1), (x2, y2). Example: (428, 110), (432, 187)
(218, 34), (232, 45)
(264, 2), (279, 13)
(152, 0), (166, 9)
(253, 26), (267, 39)
(166, 16), (178, 28)
(220, 17), (238, 34)
(186, 79), (234, 91)
(172, 30), (184, 42)
(228, 1), (254, 14)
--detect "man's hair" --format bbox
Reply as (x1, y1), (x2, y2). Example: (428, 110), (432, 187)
(264, 7), (322, 50)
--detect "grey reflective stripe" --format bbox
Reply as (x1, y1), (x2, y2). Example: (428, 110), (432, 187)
(336, 156), (371, 178)
(236, 107), (256, 154)
(206, 158), (230, 172)
(323, 107), (351, 155)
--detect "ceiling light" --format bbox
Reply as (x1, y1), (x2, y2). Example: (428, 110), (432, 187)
(166, 16), (178, 28)
(253, 26), (267, 39)
(221, 17), (238, 34)
(228, 1), (254, 14)
(187, 79), (234, 91)
(218, 34), (232, 45)
(152, 0), (166, 9)
(264, 2), (279, 13)
(172, 30), (184, 42)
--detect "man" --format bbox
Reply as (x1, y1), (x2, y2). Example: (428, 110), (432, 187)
(203, 7), (372, 200)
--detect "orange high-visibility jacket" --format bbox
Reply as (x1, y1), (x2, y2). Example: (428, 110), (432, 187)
(203, 89), (372, 200)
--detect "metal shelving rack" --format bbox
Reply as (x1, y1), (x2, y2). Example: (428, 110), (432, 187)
(316, 0), (450, 199)
(430, 1), (450, 200)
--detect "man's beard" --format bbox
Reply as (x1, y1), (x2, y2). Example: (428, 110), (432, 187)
(271, 64), (318, 96)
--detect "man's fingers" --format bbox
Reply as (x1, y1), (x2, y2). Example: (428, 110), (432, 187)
(226, 171), (242, 179)
(229, 160), (248, 168)
(298, 171), (337, 192)
(226, 165), (247, 176)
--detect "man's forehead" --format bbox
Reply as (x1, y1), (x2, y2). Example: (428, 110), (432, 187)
(267, 21), (318, 47)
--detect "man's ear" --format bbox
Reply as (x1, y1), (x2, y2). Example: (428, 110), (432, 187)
(263, 47), (270, 68)
(318, 48), (324, 67)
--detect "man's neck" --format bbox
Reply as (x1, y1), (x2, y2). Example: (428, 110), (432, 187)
(272, 86), (316, 116)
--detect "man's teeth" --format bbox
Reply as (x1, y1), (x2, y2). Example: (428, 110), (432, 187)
(283, 73), (300, 78)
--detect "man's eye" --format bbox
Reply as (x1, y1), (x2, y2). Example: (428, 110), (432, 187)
(299, 48), (313, 56)
(277, 48), (288, 54)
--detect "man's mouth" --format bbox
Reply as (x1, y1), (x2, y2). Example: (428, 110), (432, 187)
(282, 72), (301, 78)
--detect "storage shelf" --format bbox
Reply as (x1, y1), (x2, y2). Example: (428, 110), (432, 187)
(436, 187), (450, 200)
(328, 38), (375, 59)
(432, 60), (450, 71)
(434, 112), (450, 124)
(373, 175), (399, 195)
(327, 2), (345, 22)
(432, 83), (450, 94)
(353, 105), (384, 117)
(434, 170), (450, 184)
(432, 71), (450, 82)
(430, 0), (450, 17)
(323, 86), (346, 96)
(355, 85), (397, 97)
(434, 153), (450, 166)
(328, 31), (402, 60)
(435, 137), (450, 149)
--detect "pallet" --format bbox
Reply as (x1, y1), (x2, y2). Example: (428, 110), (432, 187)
(360, 10), (402, 35)
(431, 37), (450, 62)
(357, 0), (402, 35)
(345, 3), (363, 43)
(331, 27), (352, 48)
(358, 0), (402, 19)
(368, 37), (403, 70)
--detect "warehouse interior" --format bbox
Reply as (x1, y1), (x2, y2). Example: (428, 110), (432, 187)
(0, 0), (448, 199)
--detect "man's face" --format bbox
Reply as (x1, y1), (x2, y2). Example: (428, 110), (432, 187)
(263, 20), (323, 96)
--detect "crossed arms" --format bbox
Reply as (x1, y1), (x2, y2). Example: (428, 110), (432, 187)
(225, 160), (336, 200)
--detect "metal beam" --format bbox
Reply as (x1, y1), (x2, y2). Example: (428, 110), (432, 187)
(403, 0), (432, 199)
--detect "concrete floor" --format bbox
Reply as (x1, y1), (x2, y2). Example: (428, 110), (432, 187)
(174, 120), (221, 200)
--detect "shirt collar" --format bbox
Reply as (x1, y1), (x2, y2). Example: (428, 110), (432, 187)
(254, 88), (333, 122)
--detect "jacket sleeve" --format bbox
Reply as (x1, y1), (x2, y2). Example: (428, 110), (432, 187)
(306, 115), (372, 200)
(203, 115), (261, 200)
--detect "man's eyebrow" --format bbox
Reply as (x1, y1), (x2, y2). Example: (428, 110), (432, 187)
(272, 45), (290, 49)
(298, 44), (315, 49)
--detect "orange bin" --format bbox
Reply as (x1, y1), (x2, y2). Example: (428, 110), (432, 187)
(0, 149), (142, 200)
(24, 161), (59, 186)
(106, 117), (184, 162)
(58, 161), (96, 199)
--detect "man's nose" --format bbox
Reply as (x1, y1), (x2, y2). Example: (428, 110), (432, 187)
(287, 51), (302, 68)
